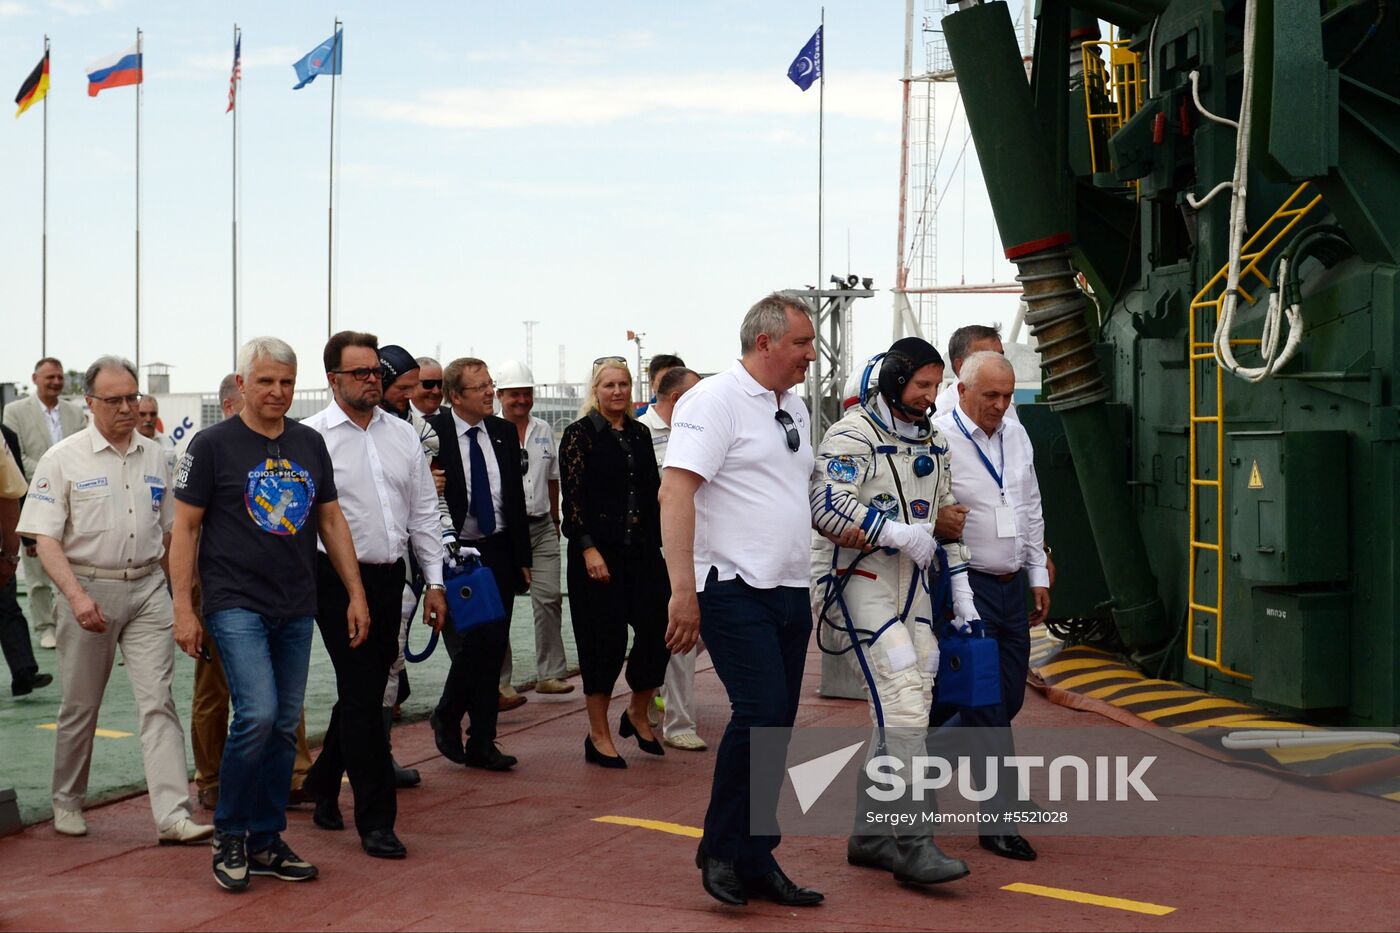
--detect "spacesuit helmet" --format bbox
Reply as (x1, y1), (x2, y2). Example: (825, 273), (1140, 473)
(877, 336), (944, 420)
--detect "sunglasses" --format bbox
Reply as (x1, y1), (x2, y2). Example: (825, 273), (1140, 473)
(330, 367), (383, 382)
(419, 380), (442, 390)
(774, 409), (801, 453)
(266, 440), (283, 461)
(593, 356), (629, 367)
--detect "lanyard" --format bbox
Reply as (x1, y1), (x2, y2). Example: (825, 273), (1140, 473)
(952, 409), (1005, 497)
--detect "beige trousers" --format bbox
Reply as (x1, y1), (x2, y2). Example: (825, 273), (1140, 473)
(20, 549), (56, 638)
(53, 572), (192, 831)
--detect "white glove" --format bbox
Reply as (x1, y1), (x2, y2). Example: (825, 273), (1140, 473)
(443, 536), (482, 568)
(881, 521), (935, 570)
(950, 571), (977, 632)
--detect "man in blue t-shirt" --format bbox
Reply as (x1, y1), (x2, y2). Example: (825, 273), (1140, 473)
(170, 336), (369, 893)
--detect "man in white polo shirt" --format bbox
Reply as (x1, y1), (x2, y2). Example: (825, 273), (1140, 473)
(660, 293), (824, 909)
(931, 350), (1048, 863)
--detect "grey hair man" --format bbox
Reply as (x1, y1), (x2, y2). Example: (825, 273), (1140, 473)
(3, 356), (85, 649)
(930, 350), (1049, 863)
(660, 293), (825, 908)
(171, 336), (369, 891)
(19, 355), (212, 845)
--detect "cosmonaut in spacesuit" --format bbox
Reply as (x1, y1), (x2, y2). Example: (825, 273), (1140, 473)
(809, 336), (978, 886)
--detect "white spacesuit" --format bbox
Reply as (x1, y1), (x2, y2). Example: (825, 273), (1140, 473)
(810, 342), (976, 885)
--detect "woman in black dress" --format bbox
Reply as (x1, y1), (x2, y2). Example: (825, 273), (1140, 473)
(561, 358), (671, 768)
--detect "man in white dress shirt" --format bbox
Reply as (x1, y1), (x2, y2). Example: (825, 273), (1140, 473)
(932, 324), (1021, 423)
(4, 356), (86, 649)
(931, 350), (1048, 863)
(639, 366), (707, 751)
(300, 332), (447, 860)
(495, 359), (572, 697)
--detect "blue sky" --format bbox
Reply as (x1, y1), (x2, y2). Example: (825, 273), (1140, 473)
(0, 0), (1019, 393)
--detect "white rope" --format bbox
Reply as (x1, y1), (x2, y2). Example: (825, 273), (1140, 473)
(1212, 0), (1305, 383)
(1184, 70), (1240, 209)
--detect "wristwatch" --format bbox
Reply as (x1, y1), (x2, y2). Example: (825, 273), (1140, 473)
(0, 551), (19, 566)
(424, 583), (446, 592)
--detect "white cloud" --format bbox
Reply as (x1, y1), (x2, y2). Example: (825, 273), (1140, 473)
(339, 161), (444, 191)
(368, 70), (899, 130)
(0, 2), (30, 17)
(147, 45), (302, 82)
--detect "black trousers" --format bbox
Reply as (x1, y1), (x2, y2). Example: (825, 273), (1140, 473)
(0, 576), (38, 686)
(436, 534), (515, 753)
(928, 569), (1031, 828)
(567, 541), (670, 696)
(305, 555), (405, 835)
(698, 571), (811, 879)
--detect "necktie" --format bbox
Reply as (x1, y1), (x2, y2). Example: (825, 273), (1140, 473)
(467, 426), (497, 537)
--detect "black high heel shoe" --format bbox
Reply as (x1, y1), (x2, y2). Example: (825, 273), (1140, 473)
(619, 710), (665, 756)
(584, 735), (627, 769)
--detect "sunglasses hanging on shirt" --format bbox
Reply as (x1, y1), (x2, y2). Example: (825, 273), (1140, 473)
(774, 409), (801, 453)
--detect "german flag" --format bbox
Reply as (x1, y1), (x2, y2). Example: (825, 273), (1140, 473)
(15, 51), (49, 118)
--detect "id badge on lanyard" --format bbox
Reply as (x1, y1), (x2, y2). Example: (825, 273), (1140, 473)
(953, 409), (1017, 539)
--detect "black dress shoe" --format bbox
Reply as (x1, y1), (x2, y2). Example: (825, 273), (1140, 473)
(463, 743), (518, 771)
(429, 711), (466, 764)
(980, 834), (1037, 861)
(619, 710), (664, 756)
(584, 736), (627, 769)
(312, 796), (344, 831)
(696, 850), (747, 906)
(392, 758), (422, 788)
(11, 672), (53, 697)
(744, 868), (824, 906)
(361, 828), (407, 859)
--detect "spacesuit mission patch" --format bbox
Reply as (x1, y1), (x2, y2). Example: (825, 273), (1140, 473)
(826, 456), (859, 483)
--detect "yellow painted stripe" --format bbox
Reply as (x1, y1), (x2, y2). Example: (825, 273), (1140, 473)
(1112, 689), (1210, 706)
(1052, 669), (1145, 691)
(1384, 791), (1400, 802)
(592, 815), (703, 838)
(1038, 656), (1117, 677)
(1173, 715), (1314, 732)
(1086, 679), (1181, 700)
(1264, 741), (1399, 765)
(36, 723), (132, 739)
(1003, 882), (1175, 916)
(1137, 697), (1252, 722)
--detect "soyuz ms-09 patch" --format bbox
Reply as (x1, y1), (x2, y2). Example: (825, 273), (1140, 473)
(910, 499), (931, 519)
(826, 456), (859, 483)
(870, 492), (899, 516)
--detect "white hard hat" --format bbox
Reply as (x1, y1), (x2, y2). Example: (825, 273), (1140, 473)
(495, 359), (536, 390)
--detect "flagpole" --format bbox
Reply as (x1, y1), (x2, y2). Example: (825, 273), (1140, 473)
(135, 27), (142, 377)
(232, 23), (239, 370)
(817, 7), (825, 296)
(326, 17), (340, 340)
(41, 35), (49, 357)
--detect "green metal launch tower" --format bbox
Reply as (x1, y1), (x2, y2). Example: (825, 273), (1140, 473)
(943, 0), (1400, 721)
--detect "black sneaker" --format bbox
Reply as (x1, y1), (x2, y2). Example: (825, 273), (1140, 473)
(248, 836), (318, 882)
(212, 831), (250, 892)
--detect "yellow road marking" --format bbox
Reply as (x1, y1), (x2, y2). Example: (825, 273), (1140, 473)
(1173, 716), (1313, 732)
(1038, 656), (1116, 677)
(1003, 882), (1176, 916)
(1085, 679), (1180, 700)
(36, 723), (132, 739)
(592, 815), (703, 838)
(1052, 669), (1143, 691)
(1264, 741), (1400, 765)
(1112, 689), (1209, 706)
(1137, 697), (1252, 722)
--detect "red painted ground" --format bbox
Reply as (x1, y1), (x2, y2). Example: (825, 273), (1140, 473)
(3, 645), (1399, 932)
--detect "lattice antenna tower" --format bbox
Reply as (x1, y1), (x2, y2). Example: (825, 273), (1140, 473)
(523, 320), (539, 371)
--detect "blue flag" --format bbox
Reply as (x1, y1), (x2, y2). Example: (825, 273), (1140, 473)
(787, 25), (823, 91)
(292, 30), (342, 90)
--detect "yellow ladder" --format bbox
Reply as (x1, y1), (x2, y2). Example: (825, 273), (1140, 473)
(1186, 181), (1322, 678)
(1081, 40), (1145, 177)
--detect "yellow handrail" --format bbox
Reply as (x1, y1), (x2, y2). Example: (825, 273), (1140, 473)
(1185, 182), (1322, 680)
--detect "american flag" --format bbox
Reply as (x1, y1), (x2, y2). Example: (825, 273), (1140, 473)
(226, 34), (240, 113)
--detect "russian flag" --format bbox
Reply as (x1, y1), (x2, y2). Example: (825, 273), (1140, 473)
(87, 42), (142, 97)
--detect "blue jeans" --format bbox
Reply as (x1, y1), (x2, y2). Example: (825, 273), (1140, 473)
(205, 608), (314, 850)
(697, 572), (811, 879)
